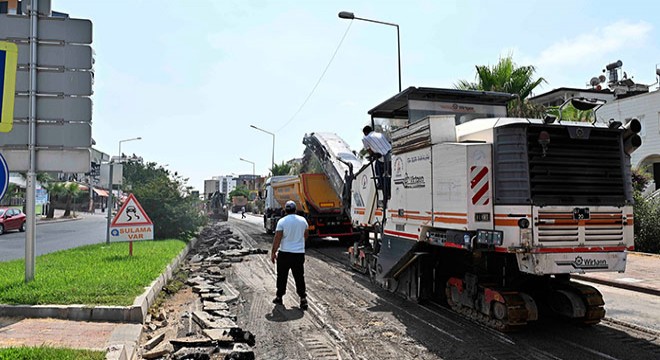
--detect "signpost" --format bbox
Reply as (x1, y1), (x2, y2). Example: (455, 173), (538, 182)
(0, 153), (8, 200)
(0, 41), (18, 132)
(13, 96), (92, 121)
(0, 14), (92, 43)
(0, 0), (94, 282)
(0, 11), (93, 173)
(110, 193), (154, 256)
(35, 188), (47, 205)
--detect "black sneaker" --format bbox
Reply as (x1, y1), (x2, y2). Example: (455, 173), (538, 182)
(272, 296), (283, 305)
(300, 297), (308, 310)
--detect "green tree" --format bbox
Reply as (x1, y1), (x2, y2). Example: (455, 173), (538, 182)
(16, 172), (53, 213)
(455, 54), (546, 118)
(270, 162), (292, 176)
(631, 167), (660, 253)
(229, 185), (249, 200)
(545, 103), (593, 123)
(42, 182), (65, 218)
(2, 183), (17, 205)
(123, 161), (206, 240)
(62, 182), (81, 217)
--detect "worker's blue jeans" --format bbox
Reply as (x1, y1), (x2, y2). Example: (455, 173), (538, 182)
(375, 152), (391, 198)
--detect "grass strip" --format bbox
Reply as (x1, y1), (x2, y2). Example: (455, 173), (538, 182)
(0, 240), (187, 306)
(0, 346), (104, 360)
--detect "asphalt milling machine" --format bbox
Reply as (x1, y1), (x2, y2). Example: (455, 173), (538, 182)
(341, 87), (642, 331)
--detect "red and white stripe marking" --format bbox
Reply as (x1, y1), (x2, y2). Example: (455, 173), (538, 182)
(470, 166), (490, 205)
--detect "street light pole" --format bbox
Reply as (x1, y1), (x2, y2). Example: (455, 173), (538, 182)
(119, 137), (142, 162)
(107, 137), (142, 245)
(239, 158), (256, 190)
(338, 11), (402, 92)
(249, 125), (275, 174)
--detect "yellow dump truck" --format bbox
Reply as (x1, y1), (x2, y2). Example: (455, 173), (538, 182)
(263, 173), (355, 239)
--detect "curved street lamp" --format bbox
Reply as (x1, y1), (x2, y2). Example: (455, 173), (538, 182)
(106, 136), (142, 244)
(338, 11), (402, 92)
(119, 137), (142, 161)
(249, 125), (275, 173)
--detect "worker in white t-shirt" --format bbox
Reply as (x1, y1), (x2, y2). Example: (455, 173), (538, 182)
(271, 200), (310, 310)
(362, 125), (392, 196)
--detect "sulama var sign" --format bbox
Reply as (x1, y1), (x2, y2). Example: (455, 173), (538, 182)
(110, 193), (154, 241)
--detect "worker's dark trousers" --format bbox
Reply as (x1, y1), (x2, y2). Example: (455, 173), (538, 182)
(375, 153), (391, 199)
(276, 251), (306, 299)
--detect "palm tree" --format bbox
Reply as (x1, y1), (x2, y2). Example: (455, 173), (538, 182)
(16, 172), (54, 213)
(62, 182), (80, 217)
(545, 103), (593, 123)
(43, 182), (65, 218)
(2, 183), (17, 205)
(455, 54), (546, 117)
(270, 162), (293, 176)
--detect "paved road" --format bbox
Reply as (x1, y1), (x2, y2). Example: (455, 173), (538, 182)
(593, 281), (660, 333)
(0, 214), (108, 262)
(232, 216), (660, 359)
(234, 212), (660, 334)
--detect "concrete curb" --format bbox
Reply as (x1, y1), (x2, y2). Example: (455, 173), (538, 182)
(0, 237), (199, 360)
(572, 274), (660, 297)
(629, 251), (660, 259)
(36, 217), (83, 225)
(105, 324), (143, 360)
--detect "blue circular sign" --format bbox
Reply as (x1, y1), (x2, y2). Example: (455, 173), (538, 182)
(111, 229), (119, 236)
(0, 153), (8, 201)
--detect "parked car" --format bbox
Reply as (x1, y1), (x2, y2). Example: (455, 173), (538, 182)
(0, 207), (26, 235)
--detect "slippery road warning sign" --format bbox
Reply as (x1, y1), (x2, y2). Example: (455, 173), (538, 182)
(110, 193), (154, 241)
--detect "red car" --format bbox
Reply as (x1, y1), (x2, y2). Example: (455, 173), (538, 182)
(0, 207), (27, 235)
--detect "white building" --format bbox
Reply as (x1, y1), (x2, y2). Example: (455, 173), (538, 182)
(530, 87), (614, 107)
(531, 84), (660, 188)
(203, 176), (237, 199)
(598, 90), (660, 186)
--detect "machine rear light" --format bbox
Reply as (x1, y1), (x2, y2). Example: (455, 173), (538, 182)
(518, 218), (530, 228)
(477, 229), (503, 246)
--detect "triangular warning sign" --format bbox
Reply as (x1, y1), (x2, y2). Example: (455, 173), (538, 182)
(111, 193), (153, 226)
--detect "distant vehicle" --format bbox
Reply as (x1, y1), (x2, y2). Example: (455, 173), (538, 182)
(231, 195), (248, 213)
(0, 207), (26, 235)
(207, 191), (229, 221)
(263, 174), (355, 240)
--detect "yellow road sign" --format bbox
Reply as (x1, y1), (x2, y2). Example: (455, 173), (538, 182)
(0, 41), (18, 133)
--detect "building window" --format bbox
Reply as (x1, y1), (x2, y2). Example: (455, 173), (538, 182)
(638, 114), (646, 138)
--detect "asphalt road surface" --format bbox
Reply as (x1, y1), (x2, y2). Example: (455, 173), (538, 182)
(0, 213), (108, 262)
(228, 215), (660, 360)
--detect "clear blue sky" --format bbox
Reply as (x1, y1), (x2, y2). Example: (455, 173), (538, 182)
(57, 0), (660, 191)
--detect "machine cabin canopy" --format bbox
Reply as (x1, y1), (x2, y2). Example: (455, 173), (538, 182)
(368, 87), (516, 124)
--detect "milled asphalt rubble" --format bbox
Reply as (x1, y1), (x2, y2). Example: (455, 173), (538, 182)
(138, 223), (264, 360)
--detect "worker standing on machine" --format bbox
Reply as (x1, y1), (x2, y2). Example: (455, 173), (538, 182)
(362, 125), (392, 199)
